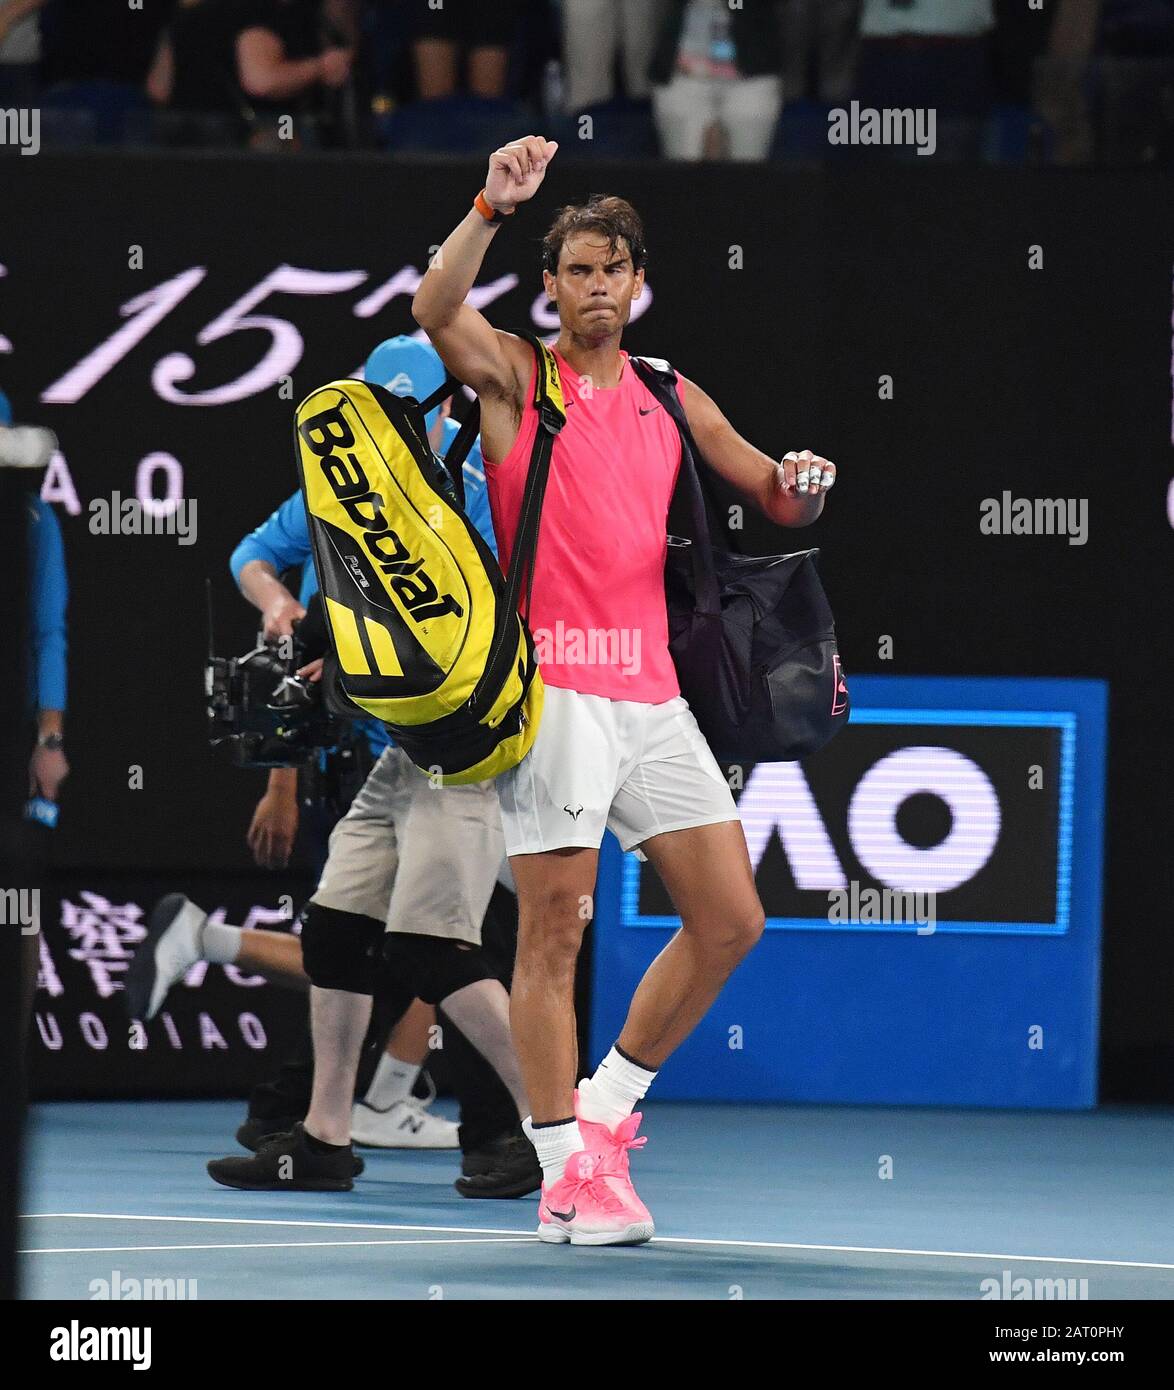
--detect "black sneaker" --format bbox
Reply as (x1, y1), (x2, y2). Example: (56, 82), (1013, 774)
(454, 1131), (541, 1200)
(207, 1123), (356, 1191)
(235, 1116), (365, 1175)
(236, 1115), (298, 1152)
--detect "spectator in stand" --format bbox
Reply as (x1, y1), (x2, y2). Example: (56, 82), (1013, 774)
(778, 0), (862, 106)
(559, 0), (667, 112)
(147, 0), (354, 148)
(648, 0), (785, 161)
(991, 0), (1055, 109)
(856, 0), (996, 117)
(0, 0), (42, 106)
(409, 0), (524, 100)
(1031, 0), (1100, 166)
(37, 0), (175, 90)
(1101, 0), (1174, 54)
(1095, 0), (1174, 165)
(21, 0), (174, 140)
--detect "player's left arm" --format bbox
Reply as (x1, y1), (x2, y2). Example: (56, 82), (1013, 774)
(679, 375), (835, 528)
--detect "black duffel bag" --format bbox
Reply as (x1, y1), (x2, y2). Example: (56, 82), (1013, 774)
(630, 356), (849, 762)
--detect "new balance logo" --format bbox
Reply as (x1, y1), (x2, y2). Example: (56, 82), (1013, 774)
(563, 804), (584, 821)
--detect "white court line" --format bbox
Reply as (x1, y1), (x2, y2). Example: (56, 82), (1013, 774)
(21, 1213), (1174, 1273)
(22, 1238), (534, 1255)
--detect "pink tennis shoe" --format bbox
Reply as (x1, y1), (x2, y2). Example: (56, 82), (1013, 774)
(535, 1094), (654, 1247)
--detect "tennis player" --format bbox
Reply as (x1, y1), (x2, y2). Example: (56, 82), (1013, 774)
(413, 135), (838, 1245)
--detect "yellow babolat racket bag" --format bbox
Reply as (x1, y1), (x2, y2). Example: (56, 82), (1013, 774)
(293, 333), (564, 785)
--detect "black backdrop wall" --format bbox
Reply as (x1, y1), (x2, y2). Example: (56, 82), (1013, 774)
(2, 152), (1171, 1098)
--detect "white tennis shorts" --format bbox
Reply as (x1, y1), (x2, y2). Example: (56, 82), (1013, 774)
(497, 685), (740, 859)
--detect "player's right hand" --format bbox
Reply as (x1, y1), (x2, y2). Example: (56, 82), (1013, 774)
(485, 136), (558, 214)
(262, 594), (306, 640)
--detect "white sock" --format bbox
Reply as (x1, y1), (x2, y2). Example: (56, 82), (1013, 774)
(363, 1052), (420, 1110)
(578, 1046), (657, 1130)
(523, 1115), (584, 1187)
(200, 920), (241, 965)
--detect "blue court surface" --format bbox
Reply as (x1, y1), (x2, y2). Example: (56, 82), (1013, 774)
(20, 1101), (1174, 1301)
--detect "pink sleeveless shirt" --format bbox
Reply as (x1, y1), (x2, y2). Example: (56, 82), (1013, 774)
(484, 347), (685, 702)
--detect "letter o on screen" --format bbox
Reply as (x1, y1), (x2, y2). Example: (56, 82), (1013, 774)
(136, 452), (184, 517)
(847, 746), (1001, 893)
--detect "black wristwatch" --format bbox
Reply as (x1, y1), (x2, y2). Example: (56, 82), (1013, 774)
(37, 732), (65, 752)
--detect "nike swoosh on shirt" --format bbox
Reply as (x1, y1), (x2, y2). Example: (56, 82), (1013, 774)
(638, 405), (660, 416)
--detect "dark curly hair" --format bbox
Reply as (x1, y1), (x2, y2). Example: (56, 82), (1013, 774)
(541, 196), (647, 277)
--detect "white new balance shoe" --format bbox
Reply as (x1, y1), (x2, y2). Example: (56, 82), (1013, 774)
(350, 1098), (460, 1149)
(125, 893), (207, 1020)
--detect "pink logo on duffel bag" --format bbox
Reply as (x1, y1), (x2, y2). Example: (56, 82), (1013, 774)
(831, 654), (848, 716)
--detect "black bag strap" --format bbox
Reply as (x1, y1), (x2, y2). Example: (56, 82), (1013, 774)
(460, 333), (564, 718)
(425, 335), (565, 619)
(417, 347), (564, 605)
(418, 376), (474, 508)
(629, 356), (722, 616)
(505, 332), (565, 620)
(420, 375), (459, 417)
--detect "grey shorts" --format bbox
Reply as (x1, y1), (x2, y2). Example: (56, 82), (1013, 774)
(310, 746), (505, 946)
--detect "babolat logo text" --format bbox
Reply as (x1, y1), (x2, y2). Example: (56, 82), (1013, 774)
(0, 107), (40, 155)
(299, 401), (463, 622)
(827, 101), (936, 157)
(49, 1321), (152, 1371)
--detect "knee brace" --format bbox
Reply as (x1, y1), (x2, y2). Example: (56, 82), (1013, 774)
(378, 933), (495, 1006)
(299, 902), (384, 994)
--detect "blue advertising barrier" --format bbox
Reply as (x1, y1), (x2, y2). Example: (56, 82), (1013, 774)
(589, 677), (1107, 1108)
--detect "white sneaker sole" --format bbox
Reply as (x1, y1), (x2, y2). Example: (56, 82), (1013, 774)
(536, 1221), (654, 1247)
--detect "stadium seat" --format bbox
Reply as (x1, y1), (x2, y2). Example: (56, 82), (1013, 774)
(378, 96), (534, 155)
(548, 100), (659, 160)
(36, 106), (97, 150)
(983, 104), (1055, 165)
(771, 100), (832, 166)
(41, 80), (149, 146)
